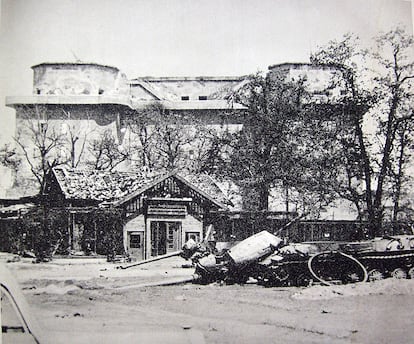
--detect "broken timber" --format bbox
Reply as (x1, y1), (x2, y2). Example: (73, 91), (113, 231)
(116, 251), (182, 269)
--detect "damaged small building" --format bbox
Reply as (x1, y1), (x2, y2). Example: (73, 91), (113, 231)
(45, 167), (230, 260)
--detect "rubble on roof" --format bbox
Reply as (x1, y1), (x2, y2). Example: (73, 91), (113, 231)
(53, 167), (165, 202)
(181, 173), (232, 207)
(52, 167), (231, 206)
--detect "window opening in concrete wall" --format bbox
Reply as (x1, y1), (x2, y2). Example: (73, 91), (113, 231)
(40, 122), (47, 135)
(181, 96), (189, 101)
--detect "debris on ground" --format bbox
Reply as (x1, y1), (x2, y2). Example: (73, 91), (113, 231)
(117, 227), (414, 289)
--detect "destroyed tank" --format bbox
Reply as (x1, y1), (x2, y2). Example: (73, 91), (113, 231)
(255, 235), (414, 287)
(341, 235), (414, 280)
(117, 225), (414, 288)
(194, 231), (283, 284)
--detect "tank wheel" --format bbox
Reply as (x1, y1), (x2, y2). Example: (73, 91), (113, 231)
(368, 269), (384, 282)
(408, 267), (414, 279)
(308, 251), (368, 286)
(343, 272), (360, 284)
(270, 266), (290, 283)
(258, 277), (273, 287)
(295, 273), (312, 287)
(391, 268), (407, 279)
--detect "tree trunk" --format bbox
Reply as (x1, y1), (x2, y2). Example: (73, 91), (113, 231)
(372, 96), (399, 236)
(352, 106), (375, 237)
(258, 183), (269, 211)
(392, 123), (408, 223)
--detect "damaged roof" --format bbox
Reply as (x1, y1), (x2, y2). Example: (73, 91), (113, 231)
(53, 167), (166, 202)
(175, 173), (232, 209)
(52, 167), (230, 208)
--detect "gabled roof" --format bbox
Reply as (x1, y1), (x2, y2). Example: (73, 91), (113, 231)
(177, 173), (230, 208)
(53, 167), (167, 202)
(52, 167), (230, 209)
(107, 170), (230, 210)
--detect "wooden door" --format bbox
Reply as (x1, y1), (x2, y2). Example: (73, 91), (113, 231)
(150, 221), (181, 256)
(166, 222), (181, 253)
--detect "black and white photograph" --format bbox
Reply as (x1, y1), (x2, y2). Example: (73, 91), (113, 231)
(0, 0), (413, 343)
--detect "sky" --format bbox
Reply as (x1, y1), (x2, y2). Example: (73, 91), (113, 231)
(0, 0), (412, 143)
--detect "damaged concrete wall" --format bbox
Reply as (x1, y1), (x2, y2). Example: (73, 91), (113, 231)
(32, 63), (129, 96)
(131, 77), (245, 102)
(268, 63), (345, 103)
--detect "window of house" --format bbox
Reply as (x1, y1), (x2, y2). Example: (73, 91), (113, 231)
(198, 96), (207, 100)
(181, 96), (189, 101)
(185, 232), (200, 242)
(130, 233), (141, 248)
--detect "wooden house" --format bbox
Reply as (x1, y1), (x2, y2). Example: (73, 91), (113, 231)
(46, 167), (230, 259)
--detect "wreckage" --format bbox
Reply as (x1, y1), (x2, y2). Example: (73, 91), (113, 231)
(118, 225), (414, 287)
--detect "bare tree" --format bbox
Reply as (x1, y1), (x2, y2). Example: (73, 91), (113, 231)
(86, 129), (129, 171)
(125, 103), (162, 169)
(14, 105), (68, 196)
(61, 109), (93, 168)
(126, 103), (223, 173)
(311, 27), (414, 235)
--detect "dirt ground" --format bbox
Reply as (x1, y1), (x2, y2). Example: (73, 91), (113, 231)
(3, 254), (414, 344)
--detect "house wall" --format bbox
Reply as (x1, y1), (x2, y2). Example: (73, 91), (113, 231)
(124, 214), (146, 257)
(124, 213), (202, 260)
(180, 213), (203, 243)
(144, 214), (202, 259)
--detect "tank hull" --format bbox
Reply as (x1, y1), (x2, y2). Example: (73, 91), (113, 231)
(255, 235), (414, 287)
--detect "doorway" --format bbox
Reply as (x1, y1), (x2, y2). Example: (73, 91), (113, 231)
(150, 221), (182, 256)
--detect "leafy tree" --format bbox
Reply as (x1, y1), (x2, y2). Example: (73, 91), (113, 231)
(223, 72), (342, 213)
(390, 118), (414, 223)
(186, 126), (229, 174)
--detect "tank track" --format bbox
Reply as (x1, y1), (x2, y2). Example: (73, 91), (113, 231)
(255, 249), (414, 287)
